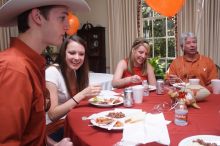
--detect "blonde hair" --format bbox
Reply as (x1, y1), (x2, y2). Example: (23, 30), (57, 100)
(127, 37), (150, 76)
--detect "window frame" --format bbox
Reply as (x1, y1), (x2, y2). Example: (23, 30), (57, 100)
(141, 0), (177, 70)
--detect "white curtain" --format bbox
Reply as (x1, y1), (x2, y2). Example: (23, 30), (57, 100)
(107, 0), (138, 73)
(0, 0), (18, 51)
(177, 0), (220, 67)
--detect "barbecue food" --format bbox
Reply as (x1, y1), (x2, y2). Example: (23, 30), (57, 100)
(95, 117), (114, 125)
(106, 112), (125, 118)
(190, 139), (217, 146)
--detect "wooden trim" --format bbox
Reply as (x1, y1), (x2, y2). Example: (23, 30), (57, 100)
(46, 119), (64, 135)
(137, 0), (141, 37)
(216, 64), (220, 78)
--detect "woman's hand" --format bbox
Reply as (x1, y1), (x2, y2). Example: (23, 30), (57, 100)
(81, 84), (102, 98)
(130, 75), (142, 83)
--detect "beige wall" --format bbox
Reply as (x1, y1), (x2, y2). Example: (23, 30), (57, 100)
(76, 0), (110, 73)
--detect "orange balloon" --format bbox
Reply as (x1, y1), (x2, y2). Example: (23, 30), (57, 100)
(66, 12), (80, 35)
(145, 0), (185, 17)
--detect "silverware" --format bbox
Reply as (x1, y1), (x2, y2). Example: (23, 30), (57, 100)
(82, 116), (88, 120)
(170, 74), (185, 84)
(107, 120), (117, 130)
(82, 114), (97, 121)
(175, 77), (184, 83)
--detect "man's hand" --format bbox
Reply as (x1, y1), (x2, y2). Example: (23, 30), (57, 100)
(168, 74), (178, 85)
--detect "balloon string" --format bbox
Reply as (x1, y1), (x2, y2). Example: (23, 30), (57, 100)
(169, 101), (179, 111)
(149, 101), (179, 114)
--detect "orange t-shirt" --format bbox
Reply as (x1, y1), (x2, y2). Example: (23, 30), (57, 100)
(165, 54), (217, 86)
(0, 38), (46, 145)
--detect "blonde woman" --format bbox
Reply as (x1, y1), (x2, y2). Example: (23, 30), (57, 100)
(112, 37), (156, 88)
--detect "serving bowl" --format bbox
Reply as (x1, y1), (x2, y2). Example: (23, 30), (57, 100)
(185, 85), (210, 101)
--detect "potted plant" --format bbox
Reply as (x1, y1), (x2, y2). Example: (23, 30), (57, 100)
(148, 56), (165, 79)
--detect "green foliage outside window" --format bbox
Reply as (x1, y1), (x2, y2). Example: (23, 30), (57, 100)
(142, 0), (176, 72)
(148, 57), (166, 79)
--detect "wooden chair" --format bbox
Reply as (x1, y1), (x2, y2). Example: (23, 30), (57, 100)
(46, 119), (64, 136)
(216, 64), (220, 78)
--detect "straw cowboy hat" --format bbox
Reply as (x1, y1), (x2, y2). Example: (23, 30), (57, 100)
(0, 0), (90, 27)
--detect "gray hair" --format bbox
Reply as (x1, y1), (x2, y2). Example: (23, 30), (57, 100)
(180, 32), (197, 47)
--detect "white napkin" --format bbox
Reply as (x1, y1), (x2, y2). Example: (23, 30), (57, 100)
(121, 113), (170, 146)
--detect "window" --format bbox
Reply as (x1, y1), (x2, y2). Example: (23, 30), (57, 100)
(141, 1), (177, 71)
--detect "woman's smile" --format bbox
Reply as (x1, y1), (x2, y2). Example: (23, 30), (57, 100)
(66, 41), (85, 70)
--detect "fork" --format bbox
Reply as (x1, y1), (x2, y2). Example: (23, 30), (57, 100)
(107, 120), (117, 130)
(170, 74), (184, 83)
(82, 116), (89, 121)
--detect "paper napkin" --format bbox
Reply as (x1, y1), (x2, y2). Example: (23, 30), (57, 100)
(121, 113), (170, 146)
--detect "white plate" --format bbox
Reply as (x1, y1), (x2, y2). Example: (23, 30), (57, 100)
(172, 82), (189, 89)
(179, 135), (220, 146)
(90, 109), (145, 130)
(88, 96), (123, 107)
(149, 85), (156, 91)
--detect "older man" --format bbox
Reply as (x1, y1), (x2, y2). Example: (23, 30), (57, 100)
(165, 32), (217, 86)
(0, 0), (89, 145)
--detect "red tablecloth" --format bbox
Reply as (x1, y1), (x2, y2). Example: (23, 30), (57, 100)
(64, 91), (220, 146)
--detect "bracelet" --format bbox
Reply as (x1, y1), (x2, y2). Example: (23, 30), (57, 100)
(72, 97), (79, 104)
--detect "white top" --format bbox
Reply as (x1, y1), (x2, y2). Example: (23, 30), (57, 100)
(45, 65), (70, 124)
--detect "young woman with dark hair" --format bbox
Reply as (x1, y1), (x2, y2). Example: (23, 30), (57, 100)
(46, 35), (101, 124)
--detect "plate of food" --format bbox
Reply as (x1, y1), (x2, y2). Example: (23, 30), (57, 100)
(172, 82), (189, 89)
(178, 135), (220, 146)
(90, 109), (145, 130)
(88, 96), (123, 107)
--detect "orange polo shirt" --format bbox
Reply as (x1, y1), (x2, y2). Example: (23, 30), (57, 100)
(0, 38), (46, 145)
(165, 54), (217, 86)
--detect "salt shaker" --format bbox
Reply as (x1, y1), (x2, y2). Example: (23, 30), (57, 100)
(142, 80), (149, 96)
(156, 79), (165, 94)
(123, 87), (133, 107)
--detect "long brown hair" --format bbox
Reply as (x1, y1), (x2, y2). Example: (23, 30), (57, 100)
(127, 37), (150, 76)
(55, 35), (89, 97)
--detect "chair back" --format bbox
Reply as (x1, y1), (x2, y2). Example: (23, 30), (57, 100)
(216, 64), (220, 78)
(46, 119), (64, 136)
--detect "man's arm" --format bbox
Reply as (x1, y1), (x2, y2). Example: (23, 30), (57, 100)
(165, 60), (179, 85)
(0, 69), (32, 145)
(206, 58), (218, 86)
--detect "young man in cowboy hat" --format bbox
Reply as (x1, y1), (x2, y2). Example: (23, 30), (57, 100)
(0, 0), (90, 145)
